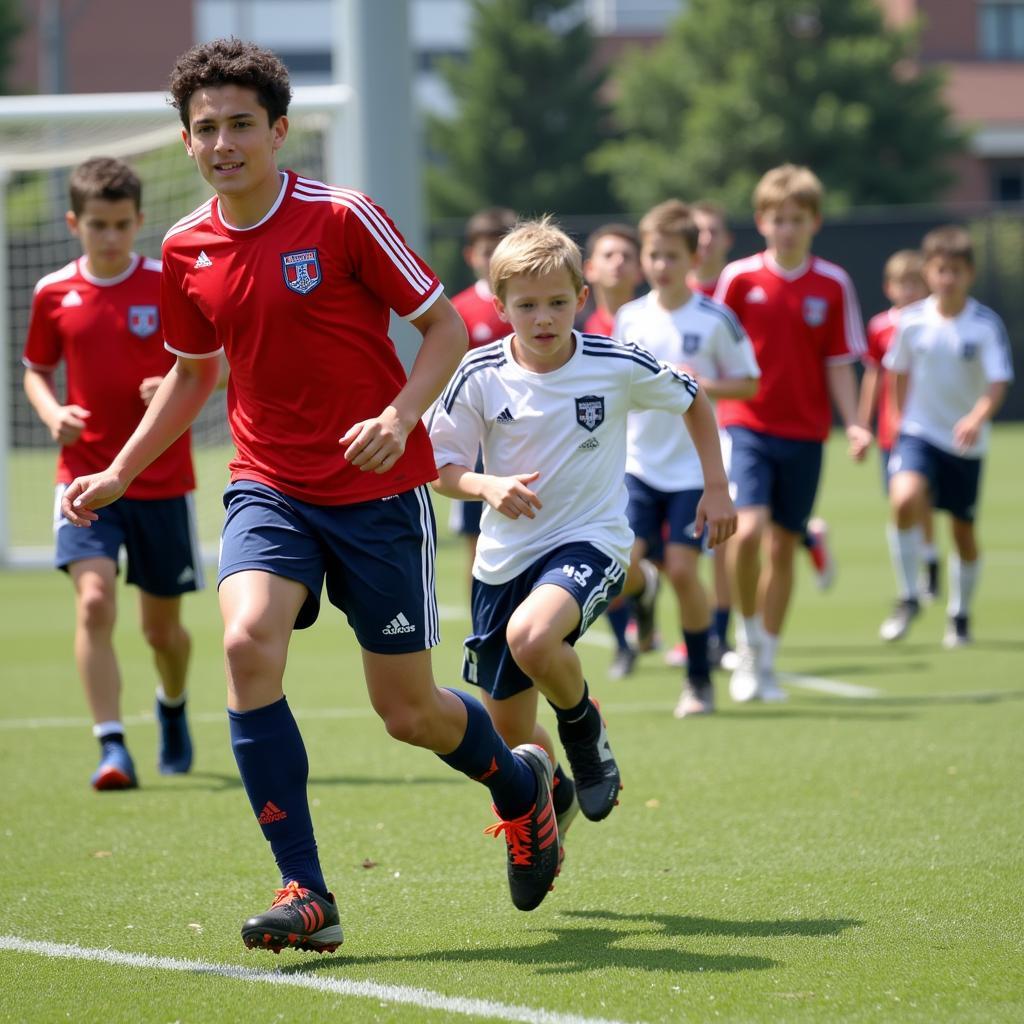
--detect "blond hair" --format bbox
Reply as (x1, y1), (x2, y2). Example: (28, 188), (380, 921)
(638, 199), (699, 254)
(921, 225), (974, 268)
(489, 216), (584, 301)
(754, 164), (823, 216)
(883, 249), (925, 283)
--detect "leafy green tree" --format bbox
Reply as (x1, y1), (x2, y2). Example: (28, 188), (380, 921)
(0, 0), (23, 94)
(426, 0), (614, 221)
(596, 0), (966, 213)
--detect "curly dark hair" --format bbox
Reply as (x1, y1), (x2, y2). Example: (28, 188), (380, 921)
(69, 157), (142, 215)
(168, 38), (292, 130)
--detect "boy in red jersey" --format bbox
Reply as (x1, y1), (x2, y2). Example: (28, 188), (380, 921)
(23, 157), (200, 791)
(714, 165), (872, 702)
(858, 250), (937, 598)
(61, 39), (561, 948)
(581, 223), (642, 336)
(448, 207), (518, 576)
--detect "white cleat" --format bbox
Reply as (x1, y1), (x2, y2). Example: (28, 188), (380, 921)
(729, 644), (760, 703)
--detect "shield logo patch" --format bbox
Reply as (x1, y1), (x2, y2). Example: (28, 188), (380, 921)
(281, 248), (322, 295)
(961, 341), (978, 361)
(575, 395), (605, 432)
(128, 305), (158, 339)
(803, 296), (828, 327)
(683, 332), (701, 355)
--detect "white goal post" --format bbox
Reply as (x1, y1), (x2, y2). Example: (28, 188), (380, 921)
(0, 84), (351, 567)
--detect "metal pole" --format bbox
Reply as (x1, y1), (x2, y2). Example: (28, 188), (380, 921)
(0, 168), (11, 564)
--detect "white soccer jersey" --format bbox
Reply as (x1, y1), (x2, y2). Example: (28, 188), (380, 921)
(616, 291), (759, 490)
(884, 296), (1014, 457)
(429, 331), (699, 584)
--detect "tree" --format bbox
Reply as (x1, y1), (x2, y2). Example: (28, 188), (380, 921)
(0, 0), (23, 94)
(426, 0), (614, 221)
(595, 0), (966, 213)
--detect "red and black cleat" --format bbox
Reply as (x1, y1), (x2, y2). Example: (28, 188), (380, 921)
(241, 881), (343, 953)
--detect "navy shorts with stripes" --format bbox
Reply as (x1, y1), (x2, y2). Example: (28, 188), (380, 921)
(888, 434), (982, 523)
(218, 480), (440, 652)
(463, 541), (625, 700)
(54, 485), (204, 597)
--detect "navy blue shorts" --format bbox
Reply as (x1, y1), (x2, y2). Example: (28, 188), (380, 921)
(625, 474), (705, 560)
(888, 434), (982, 523)
(219, 480), (440, 651)
(54, 486), (203, 597)
(726, 426), (823, 534)
(463, 542), (625, 700)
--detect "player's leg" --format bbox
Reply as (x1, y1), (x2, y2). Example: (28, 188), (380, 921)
(803, 516), (836, 591)
(920, 505), (941, 602)
(939, 448), (982, 648)
(504, 545), (624, 822)
(665, 541), (714, 717)
(710, 541), (733, 666)
(881, 437), (934, 641)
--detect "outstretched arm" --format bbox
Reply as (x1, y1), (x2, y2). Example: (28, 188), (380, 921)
(682, 390), (736, 548)
(341, 295), (469, 474)
(61, 354), (220, 525)
(434, 463), (543, 521)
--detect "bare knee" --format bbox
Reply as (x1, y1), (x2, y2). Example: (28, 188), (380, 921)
(76, 585), (116, 634)
(223, 618), (283, 681)
(142, 619), (187, 654)
(505, 618), (556, 680)
(379, 704), (434, 748)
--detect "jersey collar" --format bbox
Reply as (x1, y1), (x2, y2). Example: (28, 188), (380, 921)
(214, 171), (290, 234)
(763, 250), (811, 281)
(77, 252), (141, 287)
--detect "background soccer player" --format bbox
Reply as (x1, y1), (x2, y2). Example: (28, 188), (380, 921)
(23, 157), (199, 791)
(61, 39), (563, 948)
(580, 223), (643, 336)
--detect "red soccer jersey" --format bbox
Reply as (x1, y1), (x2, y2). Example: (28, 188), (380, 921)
(713, 252), (866, 441)
(687, 274), (718, 297)
(583, 306), (615, 336)
(161, 172), (443, 506)
(865, 308), (900, 451)
(451, 280), (507, 349)
(22, 254), (195, 499)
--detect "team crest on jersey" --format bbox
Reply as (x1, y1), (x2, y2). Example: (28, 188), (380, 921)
(682, 332), (701, 355)
(575, 395), (605, 432)
(128, 305), (158, 339)
(803, 296), (828, 327)
(281, 248), (322, 295)
(961, 341), (978, 360)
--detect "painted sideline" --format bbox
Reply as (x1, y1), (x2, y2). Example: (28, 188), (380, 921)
(0, 935), (636, 1024)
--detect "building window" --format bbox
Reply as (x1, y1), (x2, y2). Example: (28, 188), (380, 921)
(993, 166), (1024, 202)
(979, 3), (1024, 59)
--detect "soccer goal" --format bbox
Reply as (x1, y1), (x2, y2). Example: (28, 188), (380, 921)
(0, 84), (350, 567)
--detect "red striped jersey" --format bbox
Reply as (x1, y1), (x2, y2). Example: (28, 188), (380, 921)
(451, 280), (508, 349)
(23, 254), (195, 499)
(160, 171), (443, 505)
(865, 307), (900, 451)
(713, 252), (866, 441)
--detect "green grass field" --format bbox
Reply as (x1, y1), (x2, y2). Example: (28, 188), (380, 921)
(2, 428), (1023, 1023)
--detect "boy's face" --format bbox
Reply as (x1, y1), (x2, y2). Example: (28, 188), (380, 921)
(693, 211), (732, 273)
(496, 267), (588, 371)
(640, 232), (695, 294)
(464, 235), (502, 284)
(884, 272), (928, 310)
(755, 198), (821, 263)
(584, 234), (641, 293)
(183, 83), (287, 199)
(66, 197), (143, 276)
(924, 255), (974, 306)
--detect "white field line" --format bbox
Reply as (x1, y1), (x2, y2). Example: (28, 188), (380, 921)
(778, 674), (881, 698)
(0, 935), (636, 1024)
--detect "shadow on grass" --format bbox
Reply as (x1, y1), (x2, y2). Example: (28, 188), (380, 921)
(278, 908), (862, 977)
(178, 770), (461, 792)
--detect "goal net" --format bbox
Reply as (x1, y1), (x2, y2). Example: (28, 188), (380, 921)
(0, 86), (348, 566)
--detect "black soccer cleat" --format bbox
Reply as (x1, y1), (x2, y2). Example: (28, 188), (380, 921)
(558, 699), (621, 822)
(484, 743), (559, 911)
(155, 699), (193, 775)
(241, 881), (343, 953)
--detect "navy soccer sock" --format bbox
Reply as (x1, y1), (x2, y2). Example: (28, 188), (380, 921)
(713, 607), (731, 648)
(228, 697), (328, 898)
(606, 603), (631, 651)
(436, 689), (537, 820)
(684, 629), (711, 681)
(552, 764), (575, 816)
(548, 681), (600, 742)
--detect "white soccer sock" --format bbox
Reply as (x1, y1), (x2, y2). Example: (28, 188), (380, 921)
(887, 524), (922, 601)
(93, 720), (124, 739)
(758, 632), (779, 672)
(156, 685), (187, 708)
(947, 555), (980, 618)
(736, 614), (763, 650)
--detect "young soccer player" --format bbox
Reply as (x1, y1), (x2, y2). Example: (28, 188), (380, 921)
(688, 200), (734, 298)
(879, 226), (1013, 646)
(61, 39), (563, 948)
(714, 164), (872, 702)
(22, 157), (199, 791)
(448, 207), (518, 577)
(581, 223), (643, 336)
(859, 250), (938, 598)
(615, 200), (759, 716)
(429, 218), (736, 834)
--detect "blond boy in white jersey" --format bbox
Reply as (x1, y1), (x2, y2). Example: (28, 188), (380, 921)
(880, 225), (1013, 647)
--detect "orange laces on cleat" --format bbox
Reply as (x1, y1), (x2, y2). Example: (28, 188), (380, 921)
(484, 808), (535, 866)
(270, 881), (306, 907)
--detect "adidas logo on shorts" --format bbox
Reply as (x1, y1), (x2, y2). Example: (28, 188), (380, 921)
(383, 612), (416, 636)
